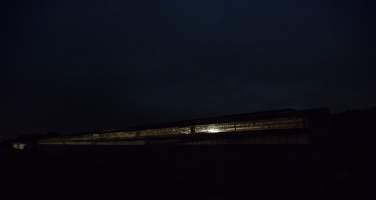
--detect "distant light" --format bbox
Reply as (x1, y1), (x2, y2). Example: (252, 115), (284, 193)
(12, 143), (26, 150)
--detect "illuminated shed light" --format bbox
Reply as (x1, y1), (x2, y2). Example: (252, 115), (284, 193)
(36, 117), (306, 144)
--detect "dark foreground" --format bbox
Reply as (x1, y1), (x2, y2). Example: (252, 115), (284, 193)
(0, 145), (372, 200)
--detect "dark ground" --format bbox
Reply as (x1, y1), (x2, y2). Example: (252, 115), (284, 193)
(1, 108), (374, 200)
(0, 145), (373, 200)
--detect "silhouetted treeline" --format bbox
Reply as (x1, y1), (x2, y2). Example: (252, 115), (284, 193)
(4, 107), (376, 147)
(330, 107), (376, 145)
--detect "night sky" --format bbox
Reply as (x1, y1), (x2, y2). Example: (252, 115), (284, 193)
(4, 0), (375, 137)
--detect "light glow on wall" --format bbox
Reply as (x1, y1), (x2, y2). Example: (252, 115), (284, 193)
(12, 143), (26, 150)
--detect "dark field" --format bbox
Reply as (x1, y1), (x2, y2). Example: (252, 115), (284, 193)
(0, 145), (372, 200)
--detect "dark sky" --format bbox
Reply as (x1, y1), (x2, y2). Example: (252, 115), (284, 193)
(3, 0), (375, 137)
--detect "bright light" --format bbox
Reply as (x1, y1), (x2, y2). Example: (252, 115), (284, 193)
(207, 128), (220, 133)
